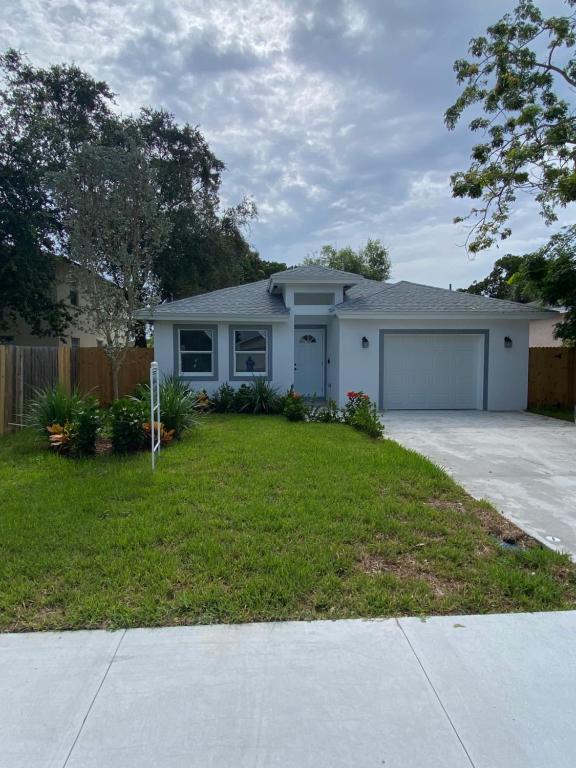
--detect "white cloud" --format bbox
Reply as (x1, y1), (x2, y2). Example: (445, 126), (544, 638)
(1, 0), (571, 287)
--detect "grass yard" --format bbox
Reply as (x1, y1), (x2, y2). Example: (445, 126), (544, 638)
(1, 415), (575, 632)
(529, 406), (574, 422)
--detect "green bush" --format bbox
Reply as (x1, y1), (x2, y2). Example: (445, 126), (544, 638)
(283, 388), (308, 422)
(109, 398), (147, 453)
(25, 385), (85, 433)
(211, 383), (237, 413)
(238, 378), (283, 415)
(342, 391), (383, 439)
(133, 376), (201, 439)
(232, 384), (253, 413)
(68, 398), (101, 456)
(308, 398), (342, 423)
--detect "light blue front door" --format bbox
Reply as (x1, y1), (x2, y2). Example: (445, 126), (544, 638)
(294, 328), (325, 397)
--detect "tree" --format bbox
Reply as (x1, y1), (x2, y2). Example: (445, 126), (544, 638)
(515, 225), (576, 343)
(463, 254), (534, 301)
(446, 0), (576, 253)
(54, 143), (171, 397)
(1, 51), (265, 342)
(122, 109), (267, 299)
(304, 239), (391, 281)
(0, 49), (114, 335)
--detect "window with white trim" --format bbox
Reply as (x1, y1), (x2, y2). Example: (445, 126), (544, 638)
(233, 329), (268, 375)
(179, 328), (214, 375)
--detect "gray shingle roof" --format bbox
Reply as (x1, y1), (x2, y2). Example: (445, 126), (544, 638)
(269, 264), (362, 284)
(334, 281), (553, 315)
(136, 275), (554, 320)
(140, 280), (289, 319)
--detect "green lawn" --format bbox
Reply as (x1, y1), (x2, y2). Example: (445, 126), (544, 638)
(529, 406), (574, 422)
(1, 415), (575, 631)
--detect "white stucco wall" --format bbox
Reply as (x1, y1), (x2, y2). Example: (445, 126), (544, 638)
(155, 315), (531, 410)
(529, 315), (565, 347)
(153, 319), (294, 393)
(338, 318), (530, 411)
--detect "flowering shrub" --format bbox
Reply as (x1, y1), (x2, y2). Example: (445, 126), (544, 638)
(283, 388), (308, 422)
(343, 391), (383, 439)
(109, 398), (147, 453)
(69, 398), (102, 456)
(308, 398), (342, 423)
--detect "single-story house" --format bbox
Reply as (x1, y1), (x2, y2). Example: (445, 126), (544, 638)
(137, 265), (555, 410)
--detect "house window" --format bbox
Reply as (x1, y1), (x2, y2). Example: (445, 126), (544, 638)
(233, 329), (268, 375)
(179, 329), (214, 375)
(293, 292), (335, 305)
(69, 289), (79, 307)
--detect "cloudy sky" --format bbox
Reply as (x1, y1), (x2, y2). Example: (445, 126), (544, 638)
(1, 0), (571, 287)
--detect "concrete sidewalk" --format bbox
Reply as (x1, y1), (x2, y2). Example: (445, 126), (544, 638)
(2, 612), (576, 767)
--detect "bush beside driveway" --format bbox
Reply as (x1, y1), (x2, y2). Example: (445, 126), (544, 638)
(1, 415), (575, 632)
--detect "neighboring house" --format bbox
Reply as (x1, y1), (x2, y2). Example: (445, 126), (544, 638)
(137, 265), (554, 411)
(529, 306), (568, 348)
(1, 258), (106, 348)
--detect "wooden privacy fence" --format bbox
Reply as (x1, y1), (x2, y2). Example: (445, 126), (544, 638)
(75, 347), (154, 405)
(528, 347), (576, 409)
(0, 345), (154, 434)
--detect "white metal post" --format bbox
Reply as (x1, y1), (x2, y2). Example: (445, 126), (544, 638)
(150, 362), (161, 470)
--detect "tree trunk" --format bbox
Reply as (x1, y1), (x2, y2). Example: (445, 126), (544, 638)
(111, 358), (120, 401)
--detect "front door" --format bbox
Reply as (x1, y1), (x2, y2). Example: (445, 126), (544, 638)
(294, 328), (325, 397)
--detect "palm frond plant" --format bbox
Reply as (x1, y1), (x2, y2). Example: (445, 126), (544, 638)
(240, 378), (283, 415)
(133, 375), (201, 439)
(25, 385), (85, 434)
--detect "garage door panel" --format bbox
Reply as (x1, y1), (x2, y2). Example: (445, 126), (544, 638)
(381, 334), (483, 410)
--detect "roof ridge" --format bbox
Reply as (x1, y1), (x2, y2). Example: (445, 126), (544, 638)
(270, 264), (364, 280)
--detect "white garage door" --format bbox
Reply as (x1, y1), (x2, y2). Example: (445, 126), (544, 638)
(381, 333), (484, 410)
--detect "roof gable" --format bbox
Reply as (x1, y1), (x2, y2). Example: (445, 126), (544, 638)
(269, 264), (362, 287)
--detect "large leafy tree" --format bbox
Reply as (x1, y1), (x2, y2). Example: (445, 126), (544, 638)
(446, 0), (576, 253)
(304, 239), (391, 281)
(464, 254), (535, 301)
(515, 225), (576, 343)
(118, 109), (279, 299)
(1, 50), (273, 343)
(54, 143), (171, 396)
(0, 49), (114, 335)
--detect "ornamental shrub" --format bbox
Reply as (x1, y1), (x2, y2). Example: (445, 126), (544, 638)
(240, 378), (283, 415)
(308, 398), (342, 423)
(283, 388), (308, 422)
(233, 384), (253, 413)
(25, 385), (85, 434)
(109, 398), (147, 453)
(211, 383), (237, 413)
(68, 397), (102, 456)
(343, 391), (383, 439)
(133, 376), (200, 439)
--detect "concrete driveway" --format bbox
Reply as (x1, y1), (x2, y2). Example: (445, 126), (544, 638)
(382, 410), (576, 558)
(2, 613), (576, 768)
